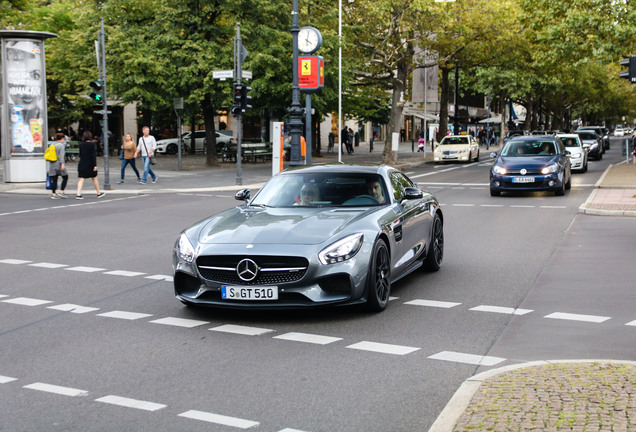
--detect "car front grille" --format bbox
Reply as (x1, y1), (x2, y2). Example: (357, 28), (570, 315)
(196, 255), (308, 285)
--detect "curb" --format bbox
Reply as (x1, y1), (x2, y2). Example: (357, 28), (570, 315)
(428, 359), (636, 432)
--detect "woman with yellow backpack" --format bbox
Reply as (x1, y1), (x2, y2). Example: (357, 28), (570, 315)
(46, 132), (69, 199)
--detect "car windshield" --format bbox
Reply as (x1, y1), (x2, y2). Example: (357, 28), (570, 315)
(439, 137), (469, 145)
(577, 132), (596, 140)
(501, 139), (557, 157)
(250, 172), (389, 207)
(561, 137), (580, 147)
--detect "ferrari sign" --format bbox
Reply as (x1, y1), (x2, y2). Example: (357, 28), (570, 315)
(299, 56), (324, 94)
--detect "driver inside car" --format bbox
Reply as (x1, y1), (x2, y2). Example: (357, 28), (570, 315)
(366, 178), (385, 204)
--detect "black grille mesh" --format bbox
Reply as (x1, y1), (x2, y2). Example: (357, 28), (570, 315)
(196, 255), (309, 285)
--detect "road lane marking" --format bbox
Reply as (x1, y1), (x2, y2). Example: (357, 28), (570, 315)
(428, 351), (506, 366)
(626, 320), (636, 327)
(65, 266), (107, 273)
(97, 311), (153, 320)
(274, 332), (342, 345)
(23, 382), (88, 397)
(178, 410), (259, 428)
(346, 341), (419, 355)
(145, 274), (173, 281)
(470, 305), (534, 315)
(0, 375), (17, 384)
(47, 304), (100, 314)
(150, 317), (209, 328)
(2, 297), (53, 306)
(0, 259), (32, 265)
(95, 395), (166, 411)
(0, 295), (8, 299)
(103, 270), (147, 277)
(544, 312), (611, 323)
(28, 262), (69, 269)
(210, 324), (274, 336)
(404, 299), (461, 308)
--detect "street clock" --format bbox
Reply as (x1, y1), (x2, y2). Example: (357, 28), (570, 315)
(298, 26), (322, 54)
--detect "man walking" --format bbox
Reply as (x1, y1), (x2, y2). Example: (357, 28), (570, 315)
(136, 126), (157, 184)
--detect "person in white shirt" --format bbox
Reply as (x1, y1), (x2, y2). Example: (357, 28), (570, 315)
(135, 126), (157, 184)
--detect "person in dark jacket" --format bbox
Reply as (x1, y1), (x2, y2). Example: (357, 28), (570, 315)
(76, 130), (105, 199)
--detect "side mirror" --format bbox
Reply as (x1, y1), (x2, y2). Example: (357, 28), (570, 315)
(490, 152), (498, 158)
(403, 187), (423, 200)
(235, 188), (251, 203)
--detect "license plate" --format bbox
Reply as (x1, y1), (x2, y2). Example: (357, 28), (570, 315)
(222, 286), (278, 300)
(512, 176), (535, 183)
(443, 155), (456, 159)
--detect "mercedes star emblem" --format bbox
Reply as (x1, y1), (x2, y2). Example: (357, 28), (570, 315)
(520, 168), (527, 175)
(237, 258), (259, 282)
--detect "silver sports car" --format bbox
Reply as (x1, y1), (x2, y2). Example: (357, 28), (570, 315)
(173, 164), (444, 312)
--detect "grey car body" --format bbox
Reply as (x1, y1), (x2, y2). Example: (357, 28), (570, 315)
(173, 164), (444, 312)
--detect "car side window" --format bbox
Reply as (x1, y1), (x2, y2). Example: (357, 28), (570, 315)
(390, 172), (413, 201)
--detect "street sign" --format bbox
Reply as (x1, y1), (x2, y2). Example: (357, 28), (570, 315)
(213, 70), (234, 80)
(213, 70), (252, 80)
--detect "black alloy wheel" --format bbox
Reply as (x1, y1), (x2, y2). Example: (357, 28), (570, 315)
(423, 214), (444, 272)
(366, 239), (391, 312)
(167, 144), (178, 155)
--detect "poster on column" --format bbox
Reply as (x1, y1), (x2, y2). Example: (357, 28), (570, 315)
(5, 39), (45, 156)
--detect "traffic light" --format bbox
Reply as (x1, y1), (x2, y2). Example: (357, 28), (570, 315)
(240, 85), (252, 111)
(619, 55), (636, 83)
(89, 80), (104, 103)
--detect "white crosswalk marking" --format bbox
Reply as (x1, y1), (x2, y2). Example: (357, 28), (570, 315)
(150, 317), (209, 328)
(0, 259), (32, 265)
(470, 305), (533, 315)
(145, 274), (173, 281)
(95, 395), (166, 411)
(178, 410), (259, 428)
(2, 297), (53, 307)
(28, 262), (69, 269)
(97, 311), (153, 320)
(428, 351), (506, 366)
(103, 270), (146, 277)
(274, 332), (342, 345)
(544, 312), (611, 323)
(65, 266), (106, 273)
(626, 320), (636, 327)
(404, 299), (461, 308)
(346, 341), (419, 355)
(210, 324), (274, 336)
(47, 304), (100, 314)
(0, 375), (17, 384)
(23, 382), (88, 397)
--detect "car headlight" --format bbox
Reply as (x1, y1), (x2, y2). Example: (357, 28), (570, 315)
(541, 164), (558, 174)
(319, 233), (364, 265)
(176, 233), (196, 263)
(571, 152), (582, 159)
(493, 165), (507, 175)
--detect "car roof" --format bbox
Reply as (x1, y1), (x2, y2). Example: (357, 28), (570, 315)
(508, 135), (557, 142)
(281, 163), (392, 176)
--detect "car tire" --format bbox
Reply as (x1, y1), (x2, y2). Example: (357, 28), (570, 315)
(490, 188), (501, 196)
(422, 213), (444, 272)
(365, 238), (391, 312)
(555, 181), (566, 196)
(167, 144), (178, 155)
(475, 150), (479, 162)
(565, 172), (572, 190)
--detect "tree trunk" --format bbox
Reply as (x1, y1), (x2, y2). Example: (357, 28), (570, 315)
(437, 67), (450, 143)
(203, 96), (219, 167)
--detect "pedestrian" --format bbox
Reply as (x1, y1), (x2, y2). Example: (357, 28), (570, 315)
(76, 130), (105, 199)
(118, 133), (141, 184)
(48, 132), (69, 199)
(328, 132), (335, 153)
(341, 126), (350, 154)
(417, 137), (425, 152)
(136, 126), (157, 184)
(347, 127), (355, 154)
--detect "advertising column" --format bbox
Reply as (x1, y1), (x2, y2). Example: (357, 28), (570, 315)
(1, 30), (57, 182)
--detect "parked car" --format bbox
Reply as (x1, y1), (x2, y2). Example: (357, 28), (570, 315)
(173, 164), (444, 312)
(433, 135), (480, 163)
(574, 130), (603, 160)
(577, 126), (610, 150)
(156, 130), (235, 155)
(614, 128), (626, 137)
(558, 133), (588, 173)
(489, 135), (572, 196)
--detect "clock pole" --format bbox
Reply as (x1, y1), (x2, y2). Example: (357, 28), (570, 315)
(288, 0), (304, 166)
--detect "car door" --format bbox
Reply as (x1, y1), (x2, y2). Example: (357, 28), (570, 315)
(389, 172), (430, 274)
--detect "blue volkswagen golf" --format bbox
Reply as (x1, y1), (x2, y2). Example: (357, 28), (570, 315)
(490, 135), (572, 196)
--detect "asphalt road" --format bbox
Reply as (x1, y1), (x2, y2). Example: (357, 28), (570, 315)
(1, 138), (634, 431)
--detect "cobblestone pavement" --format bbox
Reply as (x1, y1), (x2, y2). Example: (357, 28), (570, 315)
(452, 362), (636, 432)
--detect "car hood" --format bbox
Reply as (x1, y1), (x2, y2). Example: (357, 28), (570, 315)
(194, 206), (370, 245)
(436, 144), (470, 151)
(497, 155), (561, 168)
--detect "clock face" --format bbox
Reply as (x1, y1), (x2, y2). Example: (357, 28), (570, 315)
(298, 27), (321, 53)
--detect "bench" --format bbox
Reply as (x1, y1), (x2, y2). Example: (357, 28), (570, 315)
(222, 142), (273, 163)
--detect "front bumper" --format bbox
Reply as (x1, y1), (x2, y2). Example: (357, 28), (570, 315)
(490, 172), (565, 192)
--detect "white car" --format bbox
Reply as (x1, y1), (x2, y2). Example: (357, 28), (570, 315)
(434, 135), (480, 163)
(155, 130), (235, 155)
(614, 128), (625, 137)
(558, 134), (588, 173)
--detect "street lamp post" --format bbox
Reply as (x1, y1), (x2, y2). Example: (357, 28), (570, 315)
(288, 0), (304, 166)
